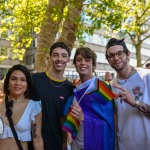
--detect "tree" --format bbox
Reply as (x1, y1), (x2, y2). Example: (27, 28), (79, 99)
(0, 0), (84, 71)
(85, 0), (150, 67)
(35, 0), (83, 71)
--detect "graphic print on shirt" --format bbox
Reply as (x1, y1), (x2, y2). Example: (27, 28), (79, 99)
(132, 85), (143, 100)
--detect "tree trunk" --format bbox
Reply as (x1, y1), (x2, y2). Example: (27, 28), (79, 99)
(135, 44), (142, 67)
(58, 0), (84, 49)
(35, 0), (67, 72)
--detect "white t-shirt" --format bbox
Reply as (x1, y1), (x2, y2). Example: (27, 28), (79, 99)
(111, 68), (150, 150)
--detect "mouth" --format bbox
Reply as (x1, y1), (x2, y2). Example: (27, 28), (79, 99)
(78, 67), (87, 72)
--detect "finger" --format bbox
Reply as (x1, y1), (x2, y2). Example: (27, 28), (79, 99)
(113, 83), (126, 92)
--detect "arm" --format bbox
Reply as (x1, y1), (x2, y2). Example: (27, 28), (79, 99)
(132, 100), (150, 116)
(32, 112), (44, 150)
(113, 83), (150, 116)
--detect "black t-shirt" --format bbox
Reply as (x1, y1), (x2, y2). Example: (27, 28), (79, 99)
(31, 72), (74, 150)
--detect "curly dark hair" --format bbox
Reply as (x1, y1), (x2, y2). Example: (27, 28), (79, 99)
(50, 42), (71, 57)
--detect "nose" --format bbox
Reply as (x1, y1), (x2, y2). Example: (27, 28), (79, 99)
(15, 79), (21, 85)
(113, 54), (119, 60)
(81, 59), (86, 64)
(58, 55), (62, 61)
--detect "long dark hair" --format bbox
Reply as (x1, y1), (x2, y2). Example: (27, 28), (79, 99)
(4, 64), (33, 99)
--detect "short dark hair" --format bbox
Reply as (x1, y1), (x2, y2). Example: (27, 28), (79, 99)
(146, 63), (150, 67)
(50, 42), (71, 57)
(4, 64), (32, 99)
(105, 38), (130, 59)
(73, 47), (97, 67)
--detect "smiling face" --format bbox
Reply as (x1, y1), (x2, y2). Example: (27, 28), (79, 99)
(8, 70), (27, 99)
(107, 45), (130, 71)
(50, 47), (70, 73)
(75, 54), (93, 82)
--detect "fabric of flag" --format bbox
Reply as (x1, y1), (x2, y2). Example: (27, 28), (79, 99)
(63, 109), (80, 139)
(90, 78), (116, 105)
(63, 77), (116, 141)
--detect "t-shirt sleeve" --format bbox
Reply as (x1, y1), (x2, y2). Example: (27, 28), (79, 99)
(31, 101), (42, 122)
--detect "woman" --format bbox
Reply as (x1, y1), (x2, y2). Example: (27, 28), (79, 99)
(0, 64), (44, 150)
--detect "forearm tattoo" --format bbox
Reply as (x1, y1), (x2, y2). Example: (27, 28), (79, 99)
(135, 100), (150, 116)
(32, 123), (38, 138)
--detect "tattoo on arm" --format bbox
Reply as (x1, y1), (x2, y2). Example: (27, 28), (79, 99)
(135, 100), (150, 116)
(32, 123), (38, 138)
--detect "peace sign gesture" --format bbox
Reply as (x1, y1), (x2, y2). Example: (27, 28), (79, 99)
(113, 83), (136, 106)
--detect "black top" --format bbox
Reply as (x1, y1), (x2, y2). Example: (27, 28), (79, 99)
(31, 72), (74, 150)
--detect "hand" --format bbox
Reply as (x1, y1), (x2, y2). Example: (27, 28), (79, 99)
(71, 103), (84, 121)
(113, 83), (136, 106)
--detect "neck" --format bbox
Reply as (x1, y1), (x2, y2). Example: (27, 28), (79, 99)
(49, 69), (64, 81)
(9, 95), (25, 103)
(117, 65), (134, 79)
(80, 75), (93, 83)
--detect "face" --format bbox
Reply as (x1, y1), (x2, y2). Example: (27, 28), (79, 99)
(107, 45), (130, 71)
(50, 47), (69, 72)
(75, 54), (93, 81)
(8, 70), (27, 99)
(105, 72), (112, 81)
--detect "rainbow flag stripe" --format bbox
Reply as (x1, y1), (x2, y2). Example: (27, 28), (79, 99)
(99, 80), (116, 100)
(63, 110), (80, 139)
(63, 77), (116, 139)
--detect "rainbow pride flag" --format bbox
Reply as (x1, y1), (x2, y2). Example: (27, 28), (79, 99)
(63, 109), (80, 139)
(63, 77), (116, 139)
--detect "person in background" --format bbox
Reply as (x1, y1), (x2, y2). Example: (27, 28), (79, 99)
(105, 38), (150, 150)
(31, 42), (74, 150)
(104, 71), (113, 83)
(63, 47), (115, 150)
(0, 64), (44, 150)
(145, 62), (150, 69)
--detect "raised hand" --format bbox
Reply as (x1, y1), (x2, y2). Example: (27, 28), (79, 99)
(113, 83), (136, 106)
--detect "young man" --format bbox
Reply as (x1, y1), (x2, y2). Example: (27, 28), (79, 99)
(104, 71), (113, 83)
(31, 42), (74, 150)
(105, 38), (150, 150)
(63, 47), (115, 150)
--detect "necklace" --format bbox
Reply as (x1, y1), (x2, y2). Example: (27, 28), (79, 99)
(49, 78), (65, 88)
(9, 96), (25, 103)
(46, 72), (66, 88)
(117, 67), (134, 85)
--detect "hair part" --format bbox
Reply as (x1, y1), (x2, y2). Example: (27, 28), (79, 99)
(50, 42), (71, 57)
(4, 64), (33, 99)
(105, 38), (130, 59)
(73, 47), (97, 67)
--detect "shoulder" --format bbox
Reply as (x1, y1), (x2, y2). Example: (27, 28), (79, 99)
(137, 68), (150, 79)
(32, 72), (47, 83)
(29, 100), (42, 112)
(27, 100), (41, 109)
(32, 72), (45, 78)
(64, 79), (74, 88)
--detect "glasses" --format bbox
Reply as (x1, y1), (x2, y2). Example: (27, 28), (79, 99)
(107, 51), (126, 60)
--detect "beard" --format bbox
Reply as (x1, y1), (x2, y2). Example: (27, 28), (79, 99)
(110, 58), (129, 71)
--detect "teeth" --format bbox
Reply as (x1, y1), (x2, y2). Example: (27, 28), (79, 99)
(80, 68), (86, 70)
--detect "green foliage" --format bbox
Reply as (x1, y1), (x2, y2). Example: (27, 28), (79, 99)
(0, 0), (48, 61)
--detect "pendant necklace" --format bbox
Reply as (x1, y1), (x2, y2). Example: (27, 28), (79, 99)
(46, 72), (66, 88)
(117, 67), (134, 85)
